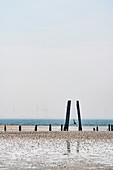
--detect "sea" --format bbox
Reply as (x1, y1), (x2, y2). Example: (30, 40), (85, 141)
(0, 119), (113, 130)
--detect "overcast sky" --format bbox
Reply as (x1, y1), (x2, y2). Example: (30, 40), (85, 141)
(0, 0), (113, 119)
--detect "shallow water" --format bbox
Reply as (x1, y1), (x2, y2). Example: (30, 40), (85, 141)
(0, 133), (113, 169)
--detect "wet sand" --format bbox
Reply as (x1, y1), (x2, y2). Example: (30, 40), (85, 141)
(0, 131), (113, 170)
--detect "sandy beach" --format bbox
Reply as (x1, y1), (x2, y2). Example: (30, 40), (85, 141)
(0, 131), (113, 170)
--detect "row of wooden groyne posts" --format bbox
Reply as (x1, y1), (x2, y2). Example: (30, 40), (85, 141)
(93, 125), (113, 131)
(1, 100), (113, 132)
(2, 124), (113, 132)
(3, 124), (63, 132)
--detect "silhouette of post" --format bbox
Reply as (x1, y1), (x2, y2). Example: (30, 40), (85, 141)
(64, 100), (71, 131)
(96, 126), (98, 131)
(108, 124), (110, 131)
(34, 125), (37, 131)
(4, 125), (6, 131)
(76, 100), (82, 131)
(49, 124), (52, 131)
(61, 124), (63, 131)
(111, 125), (113, 131)
(19, 125), (21, 131)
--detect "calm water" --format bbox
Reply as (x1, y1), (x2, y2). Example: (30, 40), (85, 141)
(0, 119), (113, 126)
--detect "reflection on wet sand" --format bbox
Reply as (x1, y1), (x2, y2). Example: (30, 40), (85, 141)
(66, 140), (71, 153)
(77, 141), (80, 153)
(66, 141), (80, 154)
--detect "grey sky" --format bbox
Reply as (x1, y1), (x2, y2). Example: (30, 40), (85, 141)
(0, 0), (113, 119)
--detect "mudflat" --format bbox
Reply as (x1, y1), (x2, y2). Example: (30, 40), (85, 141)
(0, 131), (113, 170)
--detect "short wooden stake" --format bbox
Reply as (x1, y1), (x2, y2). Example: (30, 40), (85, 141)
(96, 126), (98, 131)
(34, 125), (37, 131)
(4, 125), (6, 131)
(93, 128), (95, 131)
(19, 125), (21, 131)
(108, 124), (110, 131)
(111, 125), (113, 131)
(49, 124), (52, 131)
(61, 124), (63, 131)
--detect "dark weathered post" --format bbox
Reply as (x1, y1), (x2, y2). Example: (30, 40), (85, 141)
(61, 124), (63, 131)
(34, 125), (37, 131)
(111, 125), (113, 131)
(19, 125), (21, 131)
(76, 100), (82, 131)
(64, 100), (71, 131)
(49, 124), (52, 131)
(108, 124), (110, 131)
(93, 128), (95, 131)
(4, 125), (6, 131)
(96, 126), (98, 131)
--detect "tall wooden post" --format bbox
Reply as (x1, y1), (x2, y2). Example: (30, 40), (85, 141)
(64, 100), (71, 131)
(76, 100), (82, 131)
